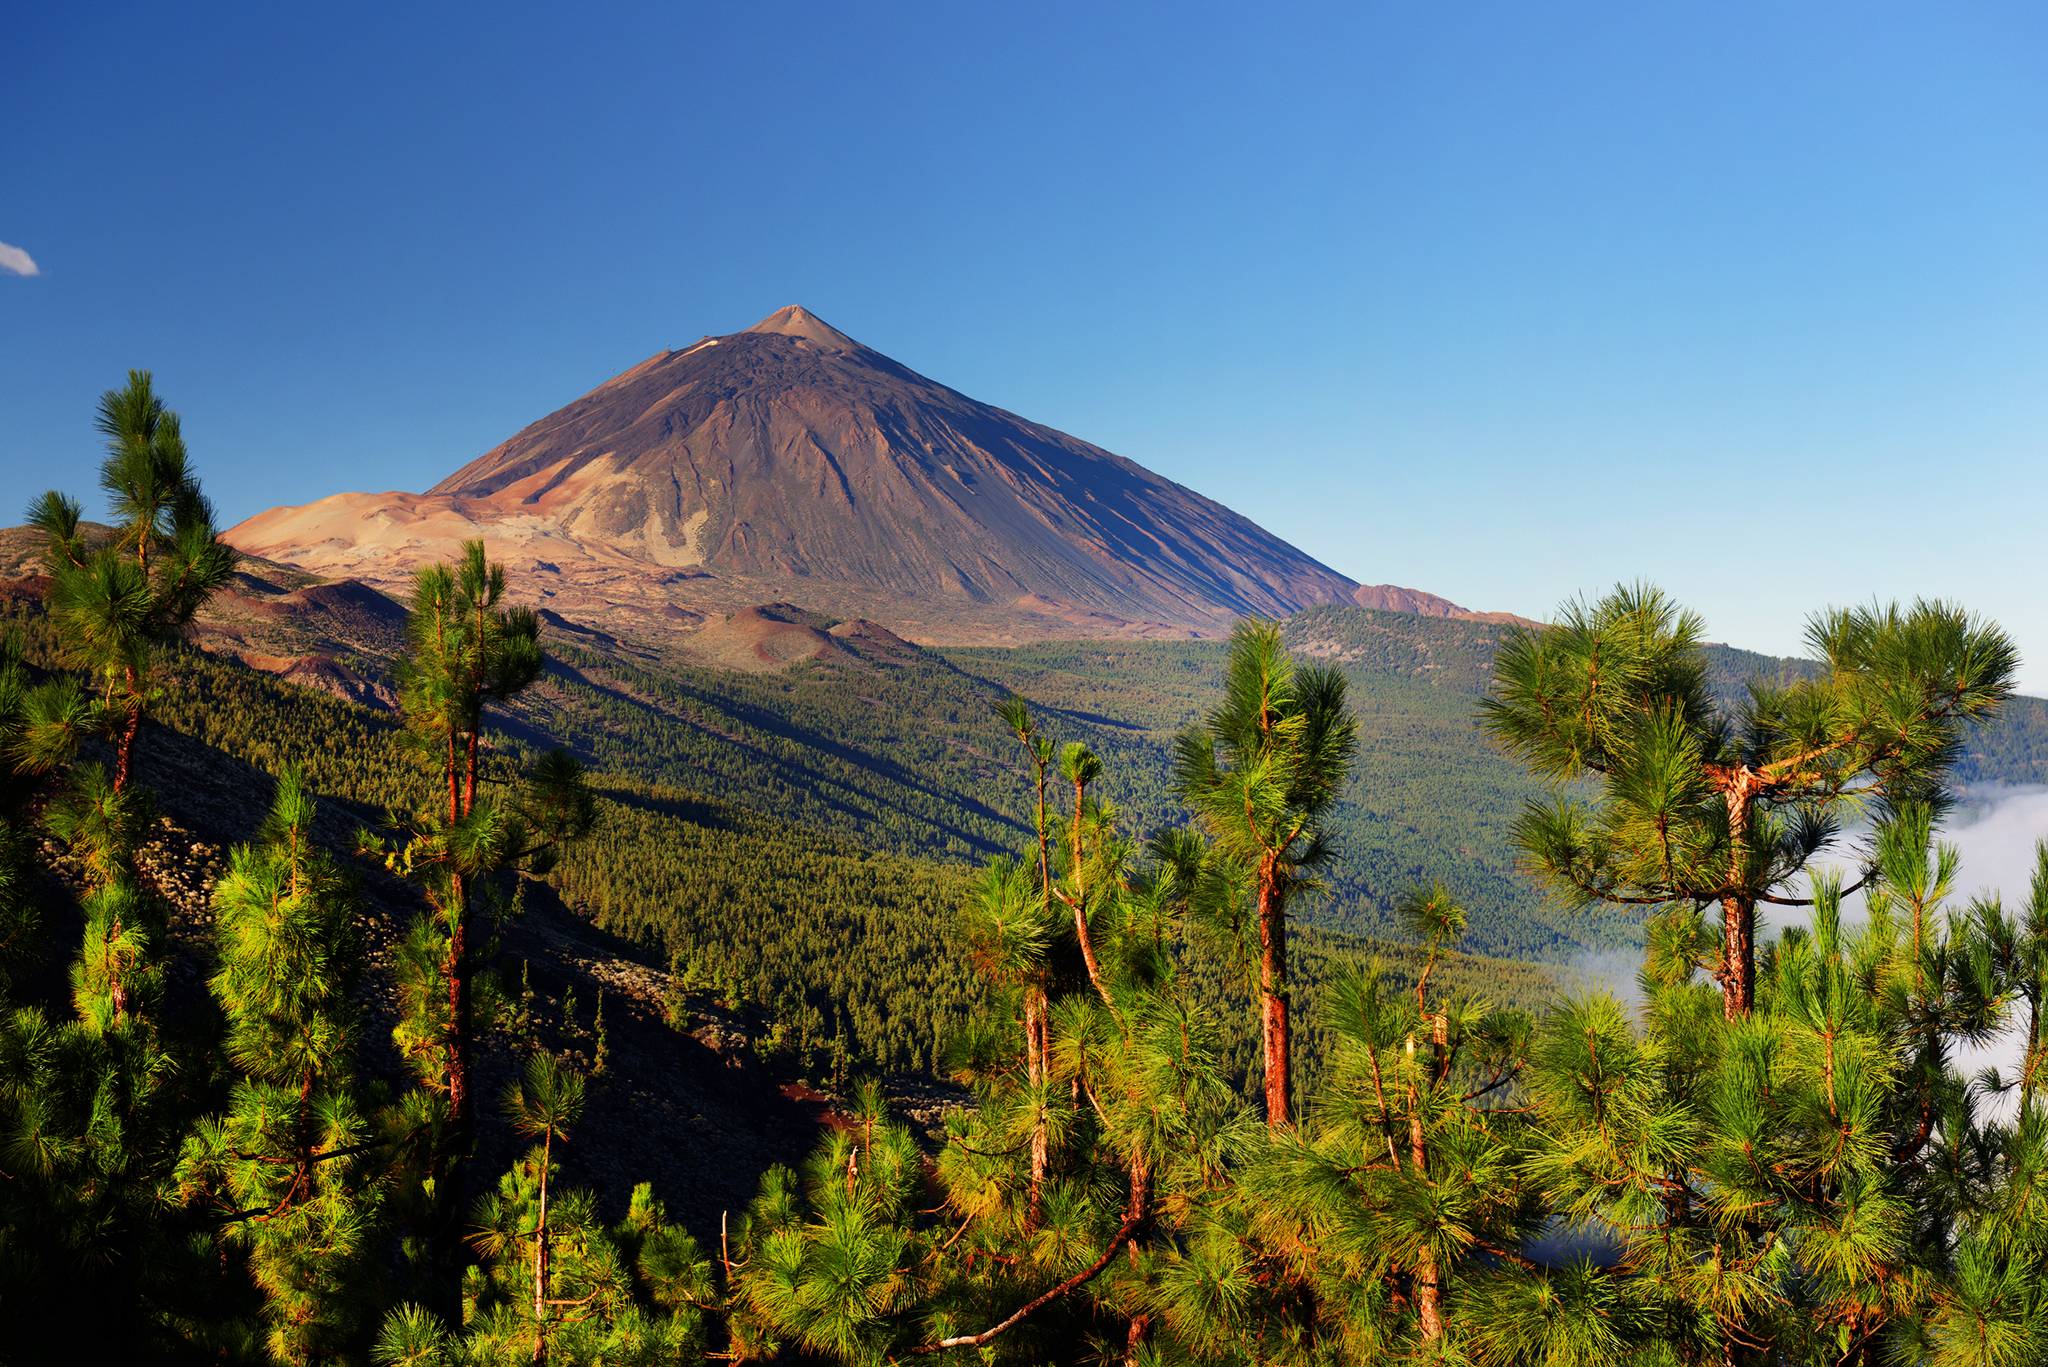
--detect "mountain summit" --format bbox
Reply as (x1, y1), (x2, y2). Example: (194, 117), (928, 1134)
(741, 304), (862, 350)
(231, 307), (1367, 641)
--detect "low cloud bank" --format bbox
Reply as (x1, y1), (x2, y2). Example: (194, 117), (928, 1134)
(1563, 788), (2048, 1115)
(1779, 788), (2045, 1117)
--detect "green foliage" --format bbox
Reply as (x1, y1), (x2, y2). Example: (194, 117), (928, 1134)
(1485, 583), (2018, 1014)
(178, 768), (383, 1364)
(1176, 619), (1359, 1124)
(378, 1160), (713, 1366)
(956, 629), (1647, 957)
(704, 589), (2048, 1365)
(413, 1053), (712, 1364)
(28, 370), (239, 790)
(0, 372), (243, 1357)
(375, 538), (599, 1322)
(20, 382), (2048, 1367)
(732, 1090), (928, 1363)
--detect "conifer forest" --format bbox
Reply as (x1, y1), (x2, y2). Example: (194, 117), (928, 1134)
(7, 373), (2048, 1367)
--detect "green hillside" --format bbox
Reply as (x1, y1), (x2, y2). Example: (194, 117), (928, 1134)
(10, 541), (2042, 1363)
(19, 582), (2047, 1087)
(51, 606), (1554, 1091)
(513, 612), (1606, 963)
(514, 601), (2048, 969)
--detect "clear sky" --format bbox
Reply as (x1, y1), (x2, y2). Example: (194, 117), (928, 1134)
(5, 3), (2046, 686)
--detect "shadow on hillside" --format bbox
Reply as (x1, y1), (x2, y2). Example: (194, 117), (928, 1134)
(490, 880), (827, 1239)
(600, 784), (734, 831)
(127, 716), (827, 1245)
(545, 655), (1023, 856)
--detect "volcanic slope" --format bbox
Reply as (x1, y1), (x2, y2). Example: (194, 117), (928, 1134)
(228, 306), (1373, 642)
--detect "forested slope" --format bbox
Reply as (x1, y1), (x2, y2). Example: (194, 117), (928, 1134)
(17, 532), (2048, 1083)
(138, 576), (2048, 976)
(8, 600), (1554, 1099)
(16, 372), (2046, 1363)
(124, 589), (2048, 1089)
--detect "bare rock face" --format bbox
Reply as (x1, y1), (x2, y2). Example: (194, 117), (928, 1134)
(228, 307), (1365, 643)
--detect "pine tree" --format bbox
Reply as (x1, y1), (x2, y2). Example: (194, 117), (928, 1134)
(179, 767), (384, 1364)
(1174, 620), (1357, 1127)
(1247, 883), (1537, 1361)
(377, 540), (596, 1321)
(0, 379), (241, 1352)
(379, 1055), (713, 1365)
(731, 1081), (926, 1362)
(736, 710), (1256, 1364)
(507, 1053), (584, 1364)
(995, 696), (1061, 1222)
(0, 661), (200, 1353)
(957, 852), (1060, 1223)
(26, 369), (238, 792)
(1506, 846), (2031, 1364)
(1484, 584), (2016, 1018)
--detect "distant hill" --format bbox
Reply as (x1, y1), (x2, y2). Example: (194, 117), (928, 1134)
(222, 306), (1509, 644)
(1349, 584), (1538, 626)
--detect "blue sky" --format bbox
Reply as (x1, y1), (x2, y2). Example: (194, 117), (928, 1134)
(5, 3), (2046, 685)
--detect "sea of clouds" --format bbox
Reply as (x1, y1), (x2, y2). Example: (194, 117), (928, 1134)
(1565, 786), (2048, 1117)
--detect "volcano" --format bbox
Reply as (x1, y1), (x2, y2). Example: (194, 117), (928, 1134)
(229, 306), (1367, 641)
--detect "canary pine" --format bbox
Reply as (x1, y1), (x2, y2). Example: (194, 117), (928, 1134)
(27, 369), (238, 792)
(1484, 585), (2016, 1018)
(1174, 621), (1357, 1127)
(179, 769), (384, 1363)
(12, 375), (2048, 1366)
(377, 540), (596, 1321)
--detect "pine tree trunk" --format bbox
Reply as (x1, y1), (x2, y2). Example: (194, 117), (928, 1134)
(1718, 779), (1758, 1020)
(446, 902), (471, 1138)
(447, 730), (461, 827)
(294, 1066), (316, 1210)
(1257, 856), (1292, 1128)
(1025, 987), (1048, 1224)
(1124, 1151), (1151, 1242)
(1070, 778), (1112, 1001)
(1035, 777), (1051, 891)
(1124, 1314), (1151, 1365)
(113, 667), (142, 793)
(1408, 1081), (1443, 1341)
(429, 887), (474, 1325)
(532, 1129), (551, 1364)
(471, 603), (487, 817)
(1719, 892), (1754, 1021)
(107, 911), (128, 1020)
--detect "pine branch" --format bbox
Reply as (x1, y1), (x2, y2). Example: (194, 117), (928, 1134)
(908, 1214), (1142, 1354)
(1461, 1067), (1522, 1104)
(1756, 869), (1875, 907)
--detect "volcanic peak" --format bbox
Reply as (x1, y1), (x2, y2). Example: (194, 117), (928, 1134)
(743, 305), (861, 351)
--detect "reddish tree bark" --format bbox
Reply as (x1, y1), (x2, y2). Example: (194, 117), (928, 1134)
(112, 665), (142, 793)
(1711, 770), (1763, 1020)
(1257, 855), (1292, 1128)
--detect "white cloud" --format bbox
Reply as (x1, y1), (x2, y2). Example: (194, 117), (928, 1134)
(0, 241), (41, 277)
